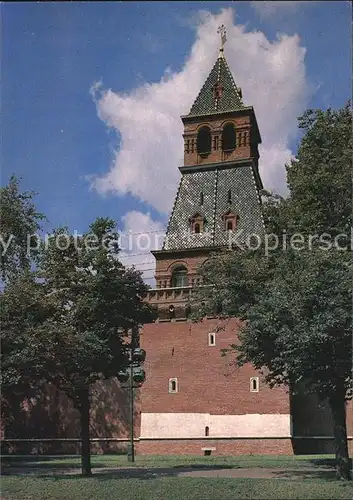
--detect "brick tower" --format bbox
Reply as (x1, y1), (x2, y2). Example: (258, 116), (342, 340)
(137, 32), (293, 455)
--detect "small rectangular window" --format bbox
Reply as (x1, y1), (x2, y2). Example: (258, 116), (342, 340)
(250, 377), (259, 392)
(208, 332), (216, 346)
(169, 378), (178, 393)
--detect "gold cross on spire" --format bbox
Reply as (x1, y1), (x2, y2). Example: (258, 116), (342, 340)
(217, 24), (227, 58)
(217, 24), (227, 48)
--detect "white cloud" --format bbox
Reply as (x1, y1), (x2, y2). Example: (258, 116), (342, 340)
(250, 1), (309, 19)
(90, 7), (310, 212)
(118, 210), (165, 286)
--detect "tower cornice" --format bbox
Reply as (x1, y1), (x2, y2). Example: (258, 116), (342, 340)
(179, 158), (257, 174)
(181, 106), (254, 123)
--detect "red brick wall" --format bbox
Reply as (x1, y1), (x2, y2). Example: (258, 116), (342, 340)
(138, 438), (294, 456)
(138, 437), (353, 456)
(140, 318), (290, 416)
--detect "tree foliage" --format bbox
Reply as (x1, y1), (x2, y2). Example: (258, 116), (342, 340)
(261, 103), (352, 238)
(35, 217), (155, 398)
(1, 179), (156, 475)
(286, 104), (352, 235)
(0, 175), (46, 280)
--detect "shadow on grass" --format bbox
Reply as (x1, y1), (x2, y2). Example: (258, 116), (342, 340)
(2, 467), (203, 481)
(2, 460), (95, 470)
(1, 464), (238, 479)
(1, 455), (121, 470)
(1, 455), (77, 463)
(3, 455), (352, 482)
(308, 458), (352, 468)
(5, 467), (351, 484)
(4, 466), (352, 483)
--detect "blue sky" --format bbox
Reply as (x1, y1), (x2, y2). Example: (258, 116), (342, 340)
(2, 2), (351, 280)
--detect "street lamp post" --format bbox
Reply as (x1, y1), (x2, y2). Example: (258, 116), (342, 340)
(129, 352), (135, 462)
(117, 324), (146, 463)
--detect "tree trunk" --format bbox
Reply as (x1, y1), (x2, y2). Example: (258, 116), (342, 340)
(78, 387), (92, 477)
(328, 391), (351, 480)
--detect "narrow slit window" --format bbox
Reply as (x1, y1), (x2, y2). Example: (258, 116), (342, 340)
(214, 136), (219, 151)
(169, 378), (178, 393)
(200, 192), (204, 205)
(205, 426), (209, 437)
(227, 190), (232, 204)
(208, 332), (216, 346)
(250, 377), (259, 392)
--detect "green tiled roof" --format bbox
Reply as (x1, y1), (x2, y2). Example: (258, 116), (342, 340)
(163, 165), (265, 251)
(189, 52), (244, 116)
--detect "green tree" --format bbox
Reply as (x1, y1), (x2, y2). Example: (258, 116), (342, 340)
(0, 272), (55, 438)
(195, 104), (352, 480)
(0, 176), (46, 280)
(285, 104), (352, 236)
(38, 218), (155, 475)
(1, 217), (156, 476)
(0, 176), (47, 445)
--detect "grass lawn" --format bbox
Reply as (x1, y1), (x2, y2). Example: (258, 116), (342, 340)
(2, 455), (352, 499)
(1, 453), (351, 470)
(1, 476), (353, 500)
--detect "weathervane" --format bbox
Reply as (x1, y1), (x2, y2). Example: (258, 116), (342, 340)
(217, 24), (227, 50)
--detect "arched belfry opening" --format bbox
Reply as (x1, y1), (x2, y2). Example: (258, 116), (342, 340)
(171, 266), (189, 288)
(197, 126), (211, 155)
(222, 123), (236, 152)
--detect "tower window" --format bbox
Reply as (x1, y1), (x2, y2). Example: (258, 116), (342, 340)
(208, 332), (216, 346)
(227, 190), (232, 204)
(190, 213), (205, 233)
(169, 378), (178, 393)
(172, 266), (189, 288)
(222, 211), (238, 232)
(250, 377), (259, 392)
(200, 192), (204, 205)
(197, 126), (211, 155)
(205, 426), (210, 437)
(222, 123), (236, 152)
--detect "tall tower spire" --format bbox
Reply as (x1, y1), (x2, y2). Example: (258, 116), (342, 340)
(188, 30), (243, 116)
(149, 32), (263, 303)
